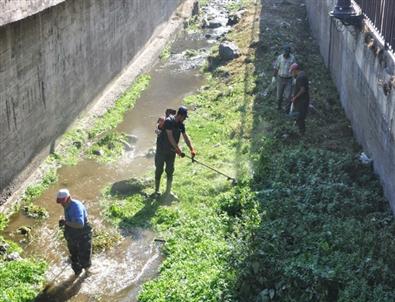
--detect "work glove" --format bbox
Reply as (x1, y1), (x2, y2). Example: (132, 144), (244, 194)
(58, 219), (66, 228)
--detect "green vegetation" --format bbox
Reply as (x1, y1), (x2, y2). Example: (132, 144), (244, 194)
(0, 74), (151, 301)
(23, 204), (49, 219)
(226, 0), (246, 13)
(0, 232), (46, 302)
(51, 74), (151, 165)
(0, 214), (8, 231)
(22, 170), (58, 204)
(0, 259), (47, 302)
(159, 42), (172, 62)
(103, 1), (394, 301)
(92, 224), (122, 253)
(19, 169), (56, 219)
(87, 132), (128, 163)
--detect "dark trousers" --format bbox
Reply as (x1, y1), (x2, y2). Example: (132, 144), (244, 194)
(295, 100), (309, 134)
(276, 77), (292, 110)
(155, 152), (176, 183)
(64, 224), (92, 274)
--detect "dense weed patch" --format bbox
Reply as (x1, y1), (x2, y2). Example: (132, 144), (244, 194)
(139, 0), (394, 300)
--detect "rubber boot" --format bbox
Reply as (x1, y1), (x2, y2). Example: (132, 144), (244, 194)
(154, 178), (161, 197)
(165, 177), (172, 195)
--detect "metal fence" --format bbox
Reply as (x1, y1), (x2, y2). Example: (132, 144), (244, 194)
(354, 0), (395, 50)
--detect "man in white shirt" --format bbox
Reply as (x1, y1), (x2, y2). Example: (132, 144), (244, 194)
(273, 45), (296, 111)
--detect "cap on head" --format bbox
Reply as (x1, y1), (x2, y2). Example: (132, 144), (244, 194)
(56, 188), (70, 202)
(289, 63), (300, 73)
(177, 106), (188, 118)
(283, 45), (291, 53)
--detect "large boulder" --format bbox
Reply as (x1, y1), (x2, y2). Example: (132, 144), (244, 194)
(219, 41), (240, 60)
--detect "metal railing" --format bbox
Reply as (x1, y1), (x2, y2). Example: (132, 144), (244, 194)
(355, 0), (395, 50)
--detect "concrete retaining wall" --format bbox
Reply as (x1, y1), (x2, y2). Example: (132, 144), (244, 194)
(0, 0), (181, 194)
(305, 0), (395, 211)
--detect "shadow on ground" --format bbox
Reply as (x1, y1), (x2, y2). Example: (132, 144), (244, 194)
(35, 273), (89, 302)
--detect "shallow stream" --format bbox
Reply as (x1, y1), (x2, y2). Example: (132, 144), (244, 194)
(2, 0), (236, 300)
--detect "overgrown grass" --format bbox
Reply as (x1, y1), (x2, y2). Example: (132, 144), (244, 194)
(0, 259), (47, 302)
(233, 1), (395, 301)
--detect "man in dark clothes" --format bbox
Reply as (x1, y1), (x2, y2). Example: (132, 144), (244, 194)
(155, 106), (196, 197)
(57, 189), (92, 276)
(290, 63), (309, 134)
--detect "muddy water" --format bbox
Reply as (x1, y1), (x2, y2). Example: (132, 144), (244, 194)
(3, 30), (210, 301)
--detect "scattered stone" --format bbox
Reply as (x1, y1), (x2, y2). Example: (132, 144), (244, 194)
(227, 12), (241, 26)
(121, 140), (133, 151)
(249, 40), (260, 48)
(125, 134), (138, 144)
(72, 141), (82, 149)
(207, 18), (223, 28)
(209, 26), (230, 40)
(0, 242), (10, 254)
(107, 142), (115, 150)
(146, 148), (156, 158)
(244, 57), (254, 64)
(359, 152), (373, 165)
(219, 41), (240, 60)
(17, 226), (31, 236)
(5, 252), (21, 261)
(202, 17), (210, 28)
(93, 149), (104, 156)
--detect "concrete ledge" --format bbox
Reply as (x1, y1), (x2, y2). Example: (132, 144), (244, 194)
(0, 0), (65, 27)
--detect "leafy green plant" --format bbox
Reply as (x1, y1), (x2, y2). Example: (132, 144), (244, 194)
(23, 204), (49, 219)
(0, 214), (9, 232)
(22, 169), (58, 204)
(0, 259), (47, 302)
(87, 132), (127, 163)
(92, 225), (122, 253)
(159, 43), (172, 62)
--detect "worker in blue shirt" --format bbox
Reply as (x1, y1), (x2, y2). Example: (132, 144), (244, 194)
(57, 189), (92, 276)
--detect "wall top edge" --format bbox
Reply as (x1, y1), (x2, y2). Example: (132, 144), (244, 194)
(0, 0), (65, 27)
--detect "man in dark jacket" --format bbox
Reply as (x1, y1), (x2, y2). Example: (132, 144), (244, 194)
(155, 106), (196, 197)
(290, 63), (310, 135)
(57, 188), (92, 276)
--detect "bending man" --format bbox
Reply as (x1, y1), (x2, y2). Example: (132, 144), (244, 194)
(57, 189), (92, 276)
(155, 106), (196, 197)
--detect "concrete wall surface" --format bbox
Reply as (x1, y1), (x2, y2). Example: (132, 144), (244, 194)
(0, 0), (181, 194)
(305, 0), (395, 211)
(0, 0), (64, 26)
